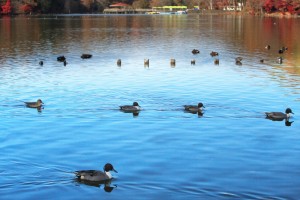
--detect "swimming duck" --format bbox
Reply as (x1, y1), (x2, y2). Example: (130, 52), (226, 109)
(278, 46), (288, 54)
(191, 59), (196, 65)
(277, 57), (283, 64)
(210, 51), (219, 57)
(184, 103), (205, 113)
(235, 57), (242, 62)
(120, 102), (141, 112)
(117, 59), (121, 66)
(170, 59), (176, 66)
(214, 59), (219, 65)
(265, 45), (270, 50)
(39, 61), (43, 66)
(265, 108), (294, 121)
(24, 99), (44, 108)
(75, 163), (118, 182)
(57, 56), (66, 62)
(81, 54), (92, 59)
(192, 49), (200, 54)
(235, 57), (242, 65)
(144, 59), (149, 66)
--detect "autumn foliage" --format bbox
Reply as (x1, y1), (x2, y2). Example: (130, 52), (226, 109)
(1, 0), (300, 15)
(263, 0), (300, 14)
(1, 0), (12, 14)
(20, 4), (33, 14)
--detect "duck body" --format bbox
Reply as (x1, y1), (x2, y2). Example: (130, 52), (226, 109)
(117, 59), (121, 66)
(120, 102), (141, 112)
(24, 99), (43, 108)
(81, 54), (92, 59)
(210, 51), (219, 57)
(57, 56), (66, 62)
(235, 57), (243, 65)
(278, 47), (287, 54)
(184, 103), (205, 113)
(192, 49), (200, 54)
(170, 59), (176, 66)
(214, 59), (219, 65)
(144, 59), (149, 66)
(75, 170), (111, 182)
(265, 108), (294, 121)
(235, 57), (243, 62)
(75, 163), (117, 182)
(265, 45), (270, 50)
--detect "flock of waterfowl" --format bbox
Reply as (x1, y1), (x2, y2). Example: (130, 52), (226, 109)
(22, 44), (294, 185)
(22, 98), (294, 184)
(29, 45), (294, 122)
(37, 43), (286, 68)
(24, 99), (294, 123)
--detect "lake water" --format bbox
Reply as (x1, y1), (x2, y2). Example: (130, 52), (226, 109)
(0, 14), (300, 200)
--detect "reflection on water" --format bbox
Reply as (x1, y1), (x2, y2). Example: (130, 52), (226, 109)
(0, 15), (300, 199)
(120, 110), (140, 117)
(75, 179), (117, 192)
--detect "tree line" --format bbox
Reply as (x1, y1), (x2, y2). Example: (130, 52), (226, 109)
(1, 0), (299, 15)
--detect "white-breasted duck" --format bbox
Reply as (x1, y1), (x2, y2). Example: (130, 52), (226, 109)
(75, 163), (118, 182)
(265, 108), (294, 121)
(192, 49), (200, 54)
(120, 102), (141, 112)
(184, 103), (205, 113)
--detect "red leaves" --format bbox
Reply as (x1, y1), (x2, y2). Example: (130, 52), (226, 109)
(1, 0), (12, 14)
(263, 0), (275, 13)
(20, 4), (33, 14)
(263, 0), (300, 14)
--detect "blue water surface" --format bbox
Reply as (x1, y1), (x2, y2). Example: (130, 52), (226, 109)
(0, 15), (300, 200)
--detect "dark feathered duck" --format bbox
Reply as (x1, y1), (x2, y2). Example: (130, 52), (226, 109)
(265, 108), (294, 121)
(120, 102), (141, 112)
(24, 99), (43, 108)
(75, 163), (118, 182)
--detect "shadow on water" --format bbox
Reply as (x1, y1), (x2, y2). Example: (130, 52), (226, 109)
(120, 110), (140, 118)
(183, 110), (204, 117)
(265, 117), (294, 126)
(75, 179), (117, 192)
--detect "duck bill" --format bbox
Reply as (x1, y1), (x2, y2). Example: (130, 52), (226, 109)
(113, 169), (118, 173)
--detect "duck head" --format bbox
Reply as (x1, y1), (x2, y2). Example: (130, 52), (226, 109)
(285, 108), (294, 118)
(133, 102), (139, 106)
(104, 163), (118, 173)
(37, 99), (44, 105)
(198, 103), (205, 108)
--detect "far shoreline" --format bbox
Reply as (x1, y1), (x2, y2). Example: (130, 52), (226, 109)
(1, 10), (299, 19)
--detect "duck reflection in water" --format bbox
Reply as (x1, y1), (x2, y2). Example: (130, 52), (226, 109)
(285, 120), (294, 126)
(120, 110), (140, 117)
(75, 179), (117, 192)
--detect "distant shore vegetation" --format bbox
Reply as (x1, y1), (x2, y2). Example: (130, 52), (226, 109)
(1, 0), (299, 16)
